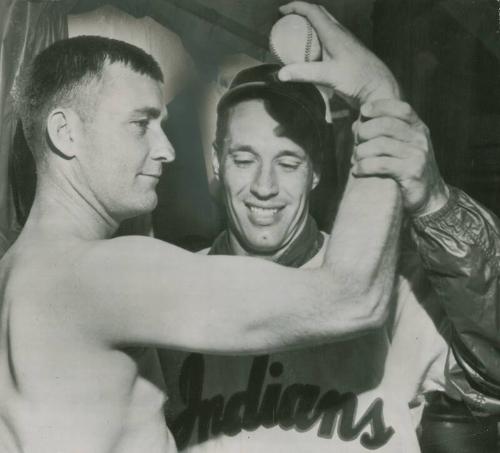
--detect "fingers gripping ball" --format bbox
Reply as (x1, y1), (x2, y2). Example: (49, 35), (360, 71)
(270, 14), (322, 64)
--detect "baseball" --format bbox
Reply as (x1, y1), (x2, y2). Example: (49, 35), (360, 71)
(269, 14), (322, 64)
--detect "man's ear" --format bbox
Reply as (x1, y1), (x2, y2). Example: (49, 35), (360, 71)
(212, 144), (221, 181)
(46, 108), (79, 159)
(312, 170), (320, 190)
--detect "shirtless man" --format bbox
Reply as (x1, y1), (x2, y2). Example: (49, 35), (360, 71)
(0, 5), (406, 453)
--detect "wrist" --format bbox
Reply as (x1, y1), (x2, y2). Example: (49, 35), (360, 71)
(361, 74), (401, 104)
(412, 183), (450, 218)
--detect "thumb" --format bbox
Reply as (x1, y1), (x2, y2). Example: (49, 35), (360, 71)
(278, 62), (356, 107)
(278, 62), (336, 87)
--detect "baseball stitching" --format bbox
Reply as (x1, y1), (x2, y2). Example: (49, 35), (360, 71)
(269, 30), (285, 65)
(305, 21), (313, 62)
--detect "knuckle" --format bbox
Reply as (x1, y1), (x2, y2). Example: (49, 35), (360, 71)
(356, 160), (369, 174)
(421, 123), (431, 139)
(370, 99), (385, 111)
(354, 142), (368, 158)
(357, 121), (370, 139)
(414, 122), (426, 133)
(382, 117), (398, 135)
(412, 152), (426, 173)
(413, 134), (428, 150)
(399, 101), (412, 118)
(357, 140), (376, 158)
(417, 121), (429, 133)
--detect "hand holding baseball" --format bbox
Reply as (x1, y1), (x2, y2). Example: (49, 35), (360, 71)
(277, 1), (401, 106)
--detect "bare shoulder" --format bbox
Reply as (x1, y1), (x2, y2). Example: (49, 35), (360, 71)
(82, 235), (177, 259)
(75, 235), (189, 281)
(0, 239), (99, 354)
(1, 235), (191, 346)
(0, 239), (84, 301)
(0, 236), (181, 317)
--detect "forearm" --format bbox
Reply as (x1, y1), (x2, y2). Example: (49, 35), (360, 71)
(412, 186), (500, 384)
(327, 72), (403, 309)
(323, 174), (403, 327)
(318, 77), (403, 328)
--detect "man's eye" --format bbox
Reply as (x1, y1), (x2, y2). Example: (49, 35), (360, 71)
(132, 120), (149, 134)
(232, 154), (255, 167)
(234, 159), (254, 167)
(278, 159), (301, 170)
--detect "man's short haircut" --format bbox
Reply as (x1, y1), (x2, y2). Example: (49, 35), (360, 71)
(214, 64), (330, 174)
(15, 35), (164, 162)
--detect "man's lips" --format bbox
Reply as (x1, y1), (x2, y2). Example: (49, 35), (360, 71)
(245, 203), (284, 225)
(140, 173), (162, 179)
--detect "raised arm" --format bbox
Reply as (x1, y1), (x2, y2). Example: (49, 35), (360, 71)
(74, 174), (400, 355)
(69, 2), (403, 354)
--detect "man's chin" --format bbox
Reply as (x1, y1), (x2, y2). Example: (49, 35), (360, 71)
(242, 236), (286, 256)
(141, 192), (159, 210)
(118, 198), (157, 221)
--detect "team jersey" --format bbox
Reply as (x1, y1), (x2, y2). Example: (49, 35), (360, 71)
(160, 234), (449, 452)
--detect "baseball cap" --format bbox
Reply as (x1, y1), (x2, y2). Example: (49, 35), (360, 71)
(217, 64), (327, 125)
(216, 64), (329, 165)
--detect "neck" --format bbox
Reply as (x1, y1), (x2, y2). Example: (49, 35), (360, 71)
(24, 176), (118, 241)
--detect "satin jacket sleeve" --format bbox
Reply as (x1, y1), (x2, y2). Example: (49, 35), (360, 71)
(411, 186), (500, 414)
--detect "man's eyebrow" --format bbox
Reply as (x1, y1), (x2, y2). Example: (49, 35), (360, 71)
(131, 107), (162, 119)
(132, 107), (169, 128)
(227, 145), (257, 154)
(276, 150), (306, 159)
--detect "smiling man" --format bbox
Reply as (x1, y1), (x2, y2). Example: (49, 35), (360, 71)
(161, 65), (449, 453)
(210, 66), (325, 263)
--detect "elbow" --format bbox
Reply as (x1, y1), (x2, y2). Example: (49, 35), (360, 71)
(362, 296), (390, 330)
(330, 287), (392, 337)
(356, 288), (392, 331)
(341, 264), (397, 333)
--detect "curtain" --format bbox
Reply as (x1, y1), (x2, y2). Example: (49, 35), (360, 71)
(68, 4), (196, 104)
(0, 0), (76, 257)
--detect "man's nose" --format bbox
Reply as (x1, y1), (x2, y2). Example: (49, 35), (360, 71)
(250, 164), (279, 199)
(151, 129), (175, 163)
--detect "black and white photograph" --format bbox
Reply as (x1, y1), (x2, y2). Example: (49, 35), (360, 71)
(1, 0), (500, 452)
